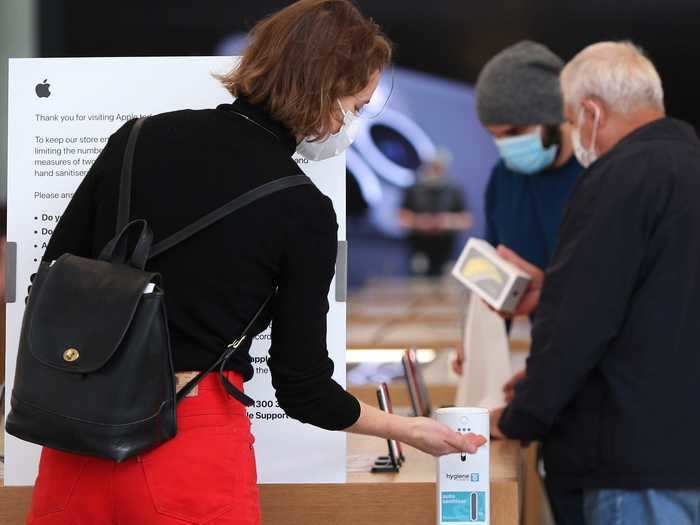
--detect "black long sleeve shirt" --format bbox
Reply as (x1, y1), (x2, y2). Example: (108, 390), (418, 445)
(499, 117), (700, 489)
(42, 96), (360, 431)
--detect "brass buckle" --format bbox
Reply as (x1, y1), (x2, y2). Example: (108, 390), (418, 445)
(228, 335), (246, 349)
(63, 348), (80, 362)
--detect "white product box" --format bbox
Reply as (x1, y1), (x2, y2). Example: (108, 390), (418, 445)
(452, 238), (531, 314)
(436, 407), (490, 525)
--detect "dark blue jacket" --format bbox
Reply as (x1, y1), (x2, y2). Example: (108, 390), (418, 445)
(485, 156), (581, 269)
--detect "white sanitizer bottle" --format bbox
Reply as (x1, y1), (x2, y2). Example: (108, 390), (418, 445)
(435, 407), (490, 524)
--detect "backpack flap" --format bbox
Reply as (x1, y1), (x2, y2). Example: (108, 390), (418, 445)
(26, 254), (159, 374)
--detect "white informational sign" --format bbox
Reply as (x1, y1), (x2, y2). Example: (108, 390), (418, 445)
(4, 57), (347, 486)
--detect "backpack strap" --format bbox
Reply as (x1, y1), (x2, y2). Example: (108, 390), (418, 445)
(162, 175), (312, 406)
(116, 117), (312, 260)
(148, 175), (312, 259)
(116, 117), (146, 233)
(175, 291), (274, 405)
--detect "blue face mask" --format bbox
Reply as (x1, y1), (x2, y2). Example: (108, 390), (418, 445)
(494, 127), (558, 175)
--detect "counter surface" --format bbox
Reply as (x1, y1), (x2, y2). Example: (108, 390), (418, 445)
(0, 433), (521, 525)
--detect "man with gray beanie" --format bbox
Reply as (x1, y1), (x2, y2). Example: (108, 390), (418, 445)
(474, 41), (584, 525)
(475, 41), (581, 272)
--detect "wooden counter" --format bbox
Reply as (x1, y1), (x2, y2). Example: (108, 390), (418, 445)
(348, 318), (464, 350)
(348, 278), (532, 354)
(348, 300), (463, 324)
(347, 319), (530, 353)
(338, 434), (521, 525)
(0, 434), (521, 525)
(351, 278), (465, 303)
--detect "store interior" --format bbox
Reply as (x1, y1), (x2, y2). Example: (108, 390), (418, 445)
(2, 2), (700, 524)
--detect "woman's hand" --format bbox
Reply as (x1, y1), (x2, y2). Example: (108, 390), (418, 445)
(402, 417), (487, 457)
(347, 401), (487, 458)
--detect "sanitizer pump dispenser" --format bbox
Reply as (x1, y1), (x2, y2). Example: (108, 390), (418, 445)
(436, 407), (490, 524)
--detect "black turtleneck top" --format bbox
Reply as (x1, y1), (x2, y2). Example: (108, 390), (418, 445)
(42, 97), (361, 431)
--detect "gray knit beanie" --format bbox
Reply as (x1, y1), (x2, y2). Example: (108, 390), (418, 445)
(475, 41), (565, 126)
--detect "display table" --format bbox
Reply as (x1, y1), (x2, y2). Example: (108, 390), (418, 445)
(348, 299), (463, 323)
(348, 318), (464, 350)
(347, 319), (530, 353)
(352, 277), (465, 302)
(259, 435), (521, 524)
(0, 434), (521, 525)
(348, 278), (532, 353)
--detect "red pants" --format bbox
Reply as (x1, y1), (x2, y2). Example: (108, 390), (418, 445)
(27, 371), (260, 525)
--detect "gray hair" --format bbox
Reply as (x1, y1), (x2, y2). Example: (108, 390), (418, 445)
(560, 41), (665, 114)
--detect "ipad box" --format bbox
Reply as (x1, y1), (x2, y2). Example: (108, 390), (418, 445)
(451, 238), (531, 315)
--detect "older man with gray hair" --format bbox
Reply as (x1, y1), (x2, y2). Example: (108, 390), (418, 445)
(492, 41), (700, 525)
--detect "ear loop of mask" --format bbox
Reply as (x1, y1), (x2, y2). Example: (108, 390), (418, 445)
(361, 64), (395, 120)
(338, 99), (353, 118)
(318, 66), (395, 142)
(306, 100), (352, 143)
(581, 102), (601, 154)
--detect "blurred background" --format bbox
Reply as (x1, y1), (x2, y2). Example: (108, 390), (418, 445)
(2, 0), (700, 288)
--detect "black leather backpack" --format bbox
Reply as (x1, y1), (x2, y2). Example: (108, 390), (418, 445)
(6, 117), (311, 461)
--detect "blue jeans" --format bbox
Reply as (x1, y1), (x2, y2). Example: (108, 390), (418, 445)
(584, 489), (700, 525)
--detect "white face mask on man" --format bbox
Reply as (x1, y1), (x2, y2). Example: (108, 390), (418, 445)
(296, 100), (360, 161)
(571, 102), (600, 168)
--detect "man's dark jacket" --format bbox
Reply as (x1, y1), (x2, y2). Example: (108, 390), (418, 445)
(500, 118), (700, 489)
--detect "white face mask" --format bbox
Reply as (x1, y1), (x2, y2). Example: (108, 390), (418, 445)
(571, 103), (600, 168)
(296, 100), (360, 161)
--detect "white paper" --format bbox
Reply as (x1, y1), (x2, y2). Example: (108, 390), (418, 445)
(455, 292), (512, 410)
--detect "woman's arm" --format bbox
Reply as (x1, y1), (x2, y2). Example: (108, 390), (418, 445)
(347, 400), (486, 456)
(268, 190), (361, 431)
(269, 190), (487, 456)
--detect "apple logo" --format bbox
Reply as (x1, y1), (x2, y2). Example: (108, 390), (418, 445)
(35, 79), (51, 98)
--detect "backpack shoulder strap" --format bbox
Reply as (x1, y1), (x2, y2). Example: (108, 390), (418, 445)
(167, 175), (312, 405)
(148, 174), (312, 260)
(114, 117), (312, 259)
(116, 117), (147, 233)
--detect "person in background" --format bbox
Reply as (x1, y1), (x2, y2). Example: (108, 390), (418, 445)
(457, 41), (585, 525)
(492, 41), (700, 525)
(398, 148), (472, 276)
(477, 40), (581, 271)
